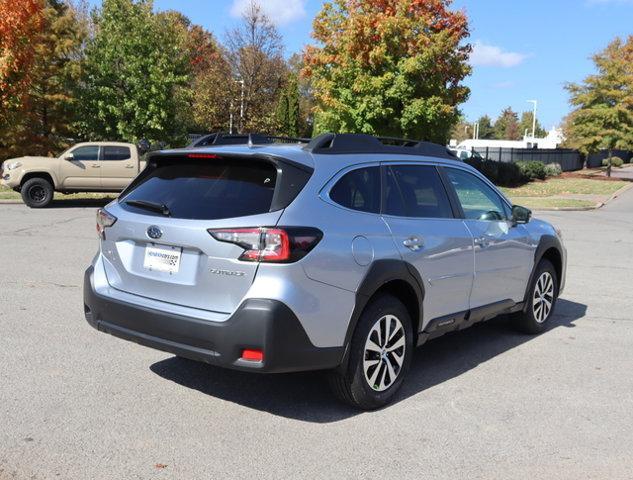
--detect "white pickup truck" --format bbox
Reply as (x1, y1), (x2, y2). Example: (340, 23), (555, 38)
(1, 142), (145, 207)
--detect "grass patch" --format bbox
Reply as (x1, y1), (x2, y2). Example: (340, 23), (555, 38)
(508, 196), (596, 210)
(501, 178), (627, 197)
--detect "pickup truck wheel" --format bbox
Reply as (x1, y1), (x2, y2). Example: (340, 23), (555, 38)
(514, 259), (558, 334)
(21, 177), (54, 208)
(328, 294), (413, 410)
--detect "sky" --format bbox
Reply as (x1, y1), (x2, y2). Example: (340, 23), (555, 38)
(88, 0), (633, 130)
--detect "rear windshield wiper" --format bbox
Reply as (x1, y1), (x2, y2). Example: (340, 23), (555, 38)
(124, 199), (171, 216)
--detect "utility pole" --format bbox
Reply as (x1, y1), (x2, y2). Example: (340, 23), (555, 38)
(527, 100), (538, 138)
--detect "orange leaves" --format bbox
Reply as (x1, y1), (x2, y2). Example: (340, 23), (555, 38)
(0, 0), (44, 110)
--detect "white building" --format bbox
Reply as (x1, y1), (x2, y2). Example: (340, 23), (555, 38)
(454, 127), (564, 151)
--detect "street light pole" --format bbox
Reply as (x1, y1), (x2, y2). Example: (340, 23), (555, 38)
(238, 79), (245, 133)
(527, 100), (538, 138)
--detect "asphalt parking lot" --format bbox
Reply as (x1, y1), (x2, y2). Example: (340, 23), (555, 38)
(1, 193), (632, 480)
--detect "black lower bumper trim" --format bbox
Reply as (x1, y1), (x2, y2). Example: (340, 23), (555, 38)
(83, 266), (344, 373)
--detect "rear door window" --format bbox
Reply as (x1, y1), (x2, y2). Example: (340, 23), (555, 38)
(329, 166), (381, 213)
(384, 165), (453, 218)
(103, 146), (131, 161)
(120, 159), (277, 220)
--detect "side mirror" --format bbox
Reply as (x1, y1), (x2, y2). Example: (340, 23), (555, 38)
(512, 205), (532, 225)
(64, 153), (74, 161)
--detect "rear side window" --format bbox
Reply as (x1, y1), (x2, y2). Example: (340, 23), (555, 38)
(329, 166), (380, 213)
(120, 159), (277, 220)
(384, 165), (453, 218)
(103, 146), (131, 160)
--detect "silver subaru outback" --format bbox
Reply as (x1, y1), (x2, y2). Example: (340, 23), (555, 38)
(84, 133), (566, 409)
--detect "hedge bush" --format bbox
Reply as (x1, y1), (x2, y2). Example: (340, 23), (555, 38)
(516, 160), (547, 181)
(465, 158), (525, 186)
(544, 163), (562, 177)
(602, 157), (624, 168)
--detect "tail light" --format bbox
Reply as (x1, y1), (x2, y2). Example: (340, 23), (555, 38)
(208, 227), (322, 263)
(96, 208), (117, 239)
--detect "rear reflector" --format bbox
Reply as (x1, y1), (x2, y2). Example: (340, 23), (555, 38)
(241, 349), (264, 362)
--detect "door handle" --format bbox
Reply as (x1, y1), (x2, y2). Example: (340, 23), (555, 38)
(125, 164), (134, 169)
(91, 164), (100, 168)
(403, 236), (424, 251)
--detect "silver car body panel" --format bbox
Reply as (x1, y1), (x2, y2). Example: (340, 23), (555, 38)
(90, 143), (566, 350)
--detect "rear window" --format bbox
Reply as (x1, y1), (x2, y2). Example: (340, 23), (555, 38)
(120, 159), (277, 220)
(329, 166), (381, 213)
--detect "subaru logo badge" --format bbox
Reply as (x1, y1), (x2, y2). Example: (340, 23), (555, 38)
(147, 225), (162, 239)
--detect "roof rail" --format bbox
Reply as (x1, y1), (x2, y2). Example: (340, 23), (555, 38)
(188, 132), (310, 148)
(303, 133), (458, 160)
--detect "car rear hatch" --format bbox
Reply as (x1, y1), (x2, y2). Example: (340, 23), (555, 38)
(99, 151), (312, 316)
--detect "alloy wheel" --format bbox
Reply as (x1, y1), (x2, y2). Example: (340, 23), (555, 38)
(533, 271), (555, 323)
(28, 185), (46, 203)
(363, 314), (406, 392)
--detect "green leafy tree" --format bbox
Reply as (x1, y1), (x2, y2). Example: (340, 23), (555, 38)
(477, 115), (495, 139)
(565, 36), (633, 177)
(75, 0), (190, 145)
(303, 0), (471, 143)
(519, 111), (546, 138)
(275, 72), (300, 137)
(493, 107), (521, 140)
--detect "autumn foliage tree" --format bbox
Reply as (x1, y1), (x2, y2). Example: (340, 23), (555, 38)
(0, 0), (44, 116)
(303, 0), (471, 143)
(493, 107), (521, 140)
(565, 36), (633, 176)
(0, 0), (86, 158)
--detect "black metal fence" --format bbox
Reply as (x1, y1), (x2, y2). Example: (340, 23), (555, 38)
(472, 147), (633, 172)
(471, 147), (584, 172)
(586, 149), (633, 168)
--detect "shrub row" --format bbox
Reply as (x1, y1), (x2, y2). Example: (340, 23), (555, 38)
(602, 157), (624, 168)
(465, 158), (561, 187)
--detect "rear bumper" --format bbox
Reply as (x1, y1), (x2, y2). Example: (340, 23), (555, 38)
(83, 266), (344, 373)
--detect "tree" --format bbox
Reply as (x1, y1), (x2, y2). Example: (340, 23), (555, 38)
(162, 11), (233, 134)
(224, 1), (287, 133)
(519, 111), (546, 138)
(275, 72), (300, 137)
(565, 36), (633, 176)
(75, 0), (190, 145)
(477, 115), (495, 139)
(0, 1), (87, 158)
(0, 0), (44, 116)
(449, 119), (472, 144)
(493, 107), (521, 140)
(303, 0), (471, 143)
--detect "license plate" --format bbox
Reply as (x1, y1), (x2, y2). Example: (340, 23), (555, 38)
(143, 245), (182, 274)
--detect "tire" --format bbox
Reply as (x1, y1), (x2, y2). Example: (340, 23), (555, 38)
(514, 259), (558, 334)
(21, 177), (54, 208)
(329, 294), (414, 410)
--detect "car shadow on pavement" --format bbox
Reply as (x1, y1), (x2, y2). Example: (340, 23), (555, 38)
(46, 198), (115, 208)
(150, 298), (586, 423)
